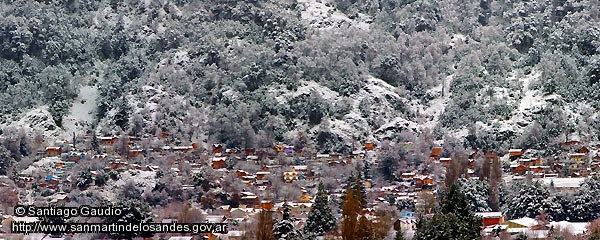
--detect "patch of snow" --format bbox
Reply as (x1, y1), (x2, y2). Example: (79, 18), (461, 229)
(297, 0), (370, 30)
(61, 85), (98, 139)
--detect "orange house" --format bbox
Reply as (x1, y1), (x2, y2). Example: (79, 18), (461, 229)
(256, 172), (270, 180)
(45, 147), (61, 156)
(476, 212), (504, 227)
(510, 164), (527, 175)
(365, 142), (375, 151)
(415, 176), (434, 188)
(430, 147), (442, 158)
(260, 200), (274, 210)
(273, 145), (284, 153)
(100, 136), (118, 145)
(212, 144), (223, 153)
(128, 149), (143, 158)
(509, 149), (523, 157)
(212, 156), (227, 169)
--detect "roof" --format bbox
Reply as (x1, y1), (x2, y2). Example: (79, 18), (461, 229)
(292, 165), (307, 170)
(540, 178), (585, 189)
(507, 217), (537, 228)
(475, 212), (503, 218)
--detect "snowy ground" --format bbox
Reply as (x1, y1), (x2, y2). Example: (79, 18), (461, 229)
(61, 85), (98, 139)
(96, 170), (158, 203)
(297, 0), (370, 30)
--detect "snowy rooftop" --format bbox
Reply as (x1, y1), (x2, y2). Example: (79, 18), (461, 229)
(539, 178), (585, 189)
(507, 217), (537, 228)
(475, 212), (503, 218)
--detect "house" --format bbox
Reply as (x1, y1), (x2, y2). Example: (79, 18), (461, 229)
(256, 172), (270, 180)
(108, 160), (129, 171)
(509, 149), (523, 158)
(506, 217), (537, 229)
(414, 176), (434, 189)
(510, 164), (527, 175)
(235, 170), (249, 178)
(244, 148), (255, 156)
(316, 154), (330, 160)
(246, 155), (259, 162)
(212, 156), (227, 169)
(68, 152), (85, 162)
(273, 145), (284, 153)
(93, 154), (108, 161)
(430, 147), (442, 159)
(45, 147), (61, 156)
(2, 216), (39, 233)
(173, 146), (194, 153)
(49, 193), (70, 204)
(128, 149), (143, 158)
(100, 136), (119, 145)
(569, 153), (586, 162)
(239, 193), (259, 207)
(402, 172), (416, 180)
(529, 166), (550, 174)
(260, 200), (274, 210)
(520, 158), (535, 167)
(476, 212), (505, 227)
(540, 178), (585, 192)
(439, 157), (452, 166)
(365, 142), (375, 151)
(284, 169), (298, 182)
(212, 144), (223, 153)
(45, 175), (60, 189)
(284, 146), (294, 154)
(292, 165), (308, 173)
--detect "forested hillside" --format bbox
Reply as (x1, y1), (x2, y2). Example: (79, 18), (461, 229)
(1, 0), (599, 155)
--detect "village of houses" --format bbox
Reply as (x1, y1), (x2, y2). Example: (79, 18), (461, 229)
(2, 134), (600, 240)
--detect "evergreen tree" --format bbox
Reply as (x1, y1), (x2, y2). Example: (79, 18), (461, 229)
(458, 178), (491, 212)
(304, 181), (336, 236)
(274, 202), (303, 240)
(415, 184), (482, 240)
(505, 181), (549, 219)
(114, 96), (130, 131)
(363, 159), (372, 180)
(102, 199), (154, 239)
(91, 132), (99, 152)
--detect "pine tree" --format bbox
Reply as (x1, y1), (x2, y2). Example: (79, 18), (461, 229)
(458, 178), (491, 212)
(274, 202), (303, 240)
(505, 181), (549, 219)
(415, 184), (482, 240)
(102, 199), (154, 239)
(114, 96), (130, 131)
(91, 132), (99, 152)
(304, 181), (336, 236)
(363, 159), (372, 180)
